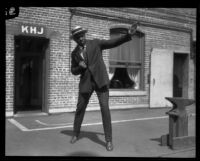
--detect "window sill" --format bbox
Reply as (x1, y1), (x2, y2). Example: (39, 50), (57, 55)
(109, 90), (147, 96)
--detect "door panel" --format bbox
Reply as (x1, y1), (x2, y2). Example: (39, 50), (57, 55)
(16, 54), (42, 111)
(150, 48), (173, 108)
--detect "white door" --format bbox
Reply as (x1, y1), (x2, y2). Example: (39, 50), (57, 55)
(150, 48), (173, 108)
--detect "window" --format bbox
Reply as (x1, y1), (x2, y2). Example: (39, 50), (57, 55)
(109, 26), (144, 90)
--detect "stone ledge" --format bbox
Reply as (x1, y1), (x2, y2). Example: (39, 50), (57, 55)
(109, 90), (147, 96)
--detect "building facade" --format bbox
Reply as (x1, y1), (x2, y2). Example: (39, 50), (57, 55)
(6, 7), (196, 117)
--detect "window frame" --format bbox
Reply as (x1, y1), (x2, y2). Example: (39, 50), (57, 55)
(109, 24), (145, 91)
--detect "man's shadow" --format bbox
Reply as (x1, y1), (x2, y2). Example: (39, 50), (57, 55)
(61, 130), (106, 148)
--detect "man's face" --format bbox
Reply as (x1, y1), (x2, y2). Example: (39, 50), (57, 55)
(73, 33), (86, 46)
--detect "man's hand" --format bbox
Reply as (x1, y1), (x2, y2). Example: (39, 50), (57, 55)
(79, 61), (87, 68)
(128, 22), (139, 36)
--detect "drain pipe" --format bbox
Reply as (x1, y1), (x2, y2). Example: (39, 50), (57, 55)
(189, 29), (196, 101)
(68, 8), (75, 74)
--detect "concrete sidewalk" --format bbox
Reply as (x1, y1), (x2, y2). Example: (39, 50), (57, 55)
(5, 105), (196, 157)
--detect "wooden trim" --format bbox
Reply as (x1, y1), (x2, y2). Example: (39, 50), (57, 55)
(70, 8), (193, 33)
(109, 60), (141, 63)
(109, 65), (141, 68)
(44, 40), (50, 113)
(110, 8), (196, 24)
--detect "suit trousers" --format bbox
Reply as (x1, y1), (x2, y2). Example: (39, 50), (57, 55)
(73, 78), (112, 142)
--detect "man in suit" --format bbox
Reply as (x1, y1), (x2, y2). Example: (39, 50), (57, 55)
(70, 23), (138, 151)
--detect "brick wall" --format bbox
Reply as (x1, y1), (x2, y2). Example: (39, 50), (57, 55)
(6, 7), (196, 114)
(6, 7), (74, 111)
(6, 35), (14, 111)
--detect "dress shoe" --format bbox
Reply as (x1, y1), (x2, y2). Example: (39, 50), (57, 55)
(70, 136), (78, 144)
(106, 141), (113, 151)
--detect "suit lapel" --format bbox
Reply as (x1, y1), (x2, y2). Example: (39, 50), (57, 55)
(74, 41), (90, 64)
(74, 46), (84, 62)
(85, 40), (90, 63)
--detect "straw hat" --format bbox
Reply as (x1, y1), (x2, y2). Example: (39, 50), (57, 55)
(71, 26), (87, 39)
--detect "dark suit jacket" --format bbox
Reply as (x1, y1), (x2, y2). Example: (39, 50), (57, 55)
(71, 33), (132, 93)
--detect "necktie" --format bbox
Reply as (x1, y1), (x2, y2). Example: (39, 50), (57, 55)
(82, 45), (87, 65)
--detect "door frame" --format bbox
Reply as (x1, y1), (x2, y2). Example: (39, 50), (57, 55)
(42, 39), (50, 114)
(149, 48), (190, 108)
(173, 52), (189, 98)
(14, 35), (50, 114)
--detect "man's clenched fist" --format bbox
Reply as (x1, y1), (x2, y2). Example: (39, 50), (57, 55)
(79, 61), (87, 68)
